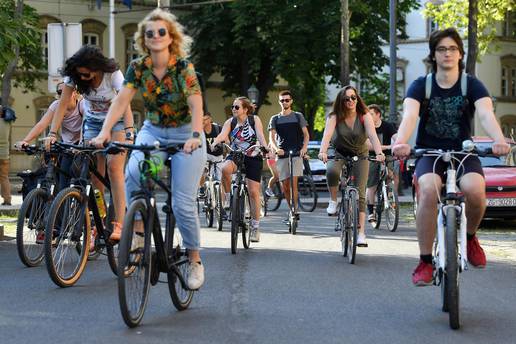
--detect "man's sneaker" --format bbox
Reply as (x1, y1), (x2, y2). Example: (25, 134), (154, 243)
(467, 235), (486, 268)
(198, 187), (206, 199)
(187, 262), (205, 290)
(250, 227), (260, 242)
(326, 200), (338, 216)
(265, 188), (275, 198)
(223, 197), (230, 209)
(357, 233), (368, 247)
(367, 212), (376, 223)
(412, 260), (434, 286)
(36, 230), (45, 244)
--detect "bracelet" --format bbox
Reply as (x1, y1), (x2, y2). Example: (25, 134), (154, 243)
(48, 131), (57, 137)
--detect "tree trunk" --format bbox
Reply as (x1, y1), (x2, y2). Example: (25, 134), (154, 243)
(340, 0), (350, 85)
(1, 0), (23, 108)
(466, 0), (478, 75)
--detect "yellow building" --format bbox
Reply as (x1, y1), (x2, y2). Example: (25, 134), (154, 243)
(9, 0), (284, 172)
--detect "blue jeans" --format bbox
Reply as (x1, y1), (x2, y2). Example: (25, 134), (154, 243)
(83, 116), (124, 141)
(125, 120), (207, 250)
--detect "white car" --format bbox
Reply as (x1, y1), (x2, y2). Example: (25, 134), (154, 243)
(306, 141), (327, 186)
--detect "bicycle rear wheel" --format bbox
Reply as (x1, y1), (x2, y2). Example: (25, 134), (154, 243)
(241, 187), (252, 249)
(44, 187), (90, 287)
(444, 206), (460, 330)
(265, 182), (282, 212)
(16, 188), (48, 267)
(371, 187), (382, 230)
(230, 189), (239, 254)
(385, 181), (399, 232)
(167, 215), (194, 310)
(298, 175), (318, 212)
(347, 189), (359, 264)
(214, 183), (223, 231)
(117, 198), (152, 328)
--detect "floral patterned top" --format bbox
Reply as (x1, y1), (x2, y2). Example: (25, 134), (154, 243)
(124, 55), (201, 127)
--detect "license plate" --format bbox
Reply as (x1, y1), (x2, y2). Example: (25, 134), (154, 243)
(486, 198), (516, 207)
(312, 175), (325, 182)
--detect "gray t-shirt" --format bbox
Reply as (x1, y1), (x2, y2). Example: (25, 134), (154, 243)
(47, 99), (82, 144)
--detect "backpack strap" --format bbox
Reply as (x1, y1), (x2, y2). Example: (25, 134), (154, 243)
(230, 115), (256, 132)
(460, 71), (467, 97)
(425, 73), (433, 100)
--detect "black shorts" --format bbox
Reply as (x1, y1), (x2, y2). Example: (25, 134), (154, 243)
(227, 155), (263, 183)
(415, 154), (484, 182)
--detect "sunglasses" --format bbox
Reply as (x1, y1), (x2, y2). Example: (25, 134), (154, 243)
(145, 28), (168, 39)
(56, 89), (62, 96)
(279, 99), (291, 103)
(344, 95), (357, 102)
(231, 105), (240, 110)
(77, 71), (92, 78)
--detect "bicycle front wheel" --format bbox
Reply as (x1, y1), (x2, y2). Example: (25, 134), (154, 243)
(105, 202), (119, 276)
(444, 206), (460, 330)
(370, 187), (382, 230)
(230, 189), (239, 254)
(117, 198), (152, 328)
(347, 189), (359, 264)
(385, 181), (399, 232)
(44, 187), (90, 287)
(298, 175), (318, 212)
(241, 187), (252, 249)
(204, 184), (214, 228)
(16, 188), (48, 267)
(214, 183), (223, 231)
(265, 182), (282, 212)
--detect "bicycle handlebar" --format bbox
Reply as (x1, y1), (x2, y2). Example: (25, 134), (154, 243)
(106, 141), (184, 155)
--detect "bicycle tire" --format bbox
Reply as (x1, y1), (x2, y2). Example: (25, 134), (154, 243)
(105, 202), (119, 276)
(298, 175), (318, 212)
(371, 186), (382, 230)
(204, 193), (214, 228)
(412, 185), (418, 219)
(241, 187), (252, 249)
(444, 206), (460, 330)
(230, 188), (239, 254)
(214, 183), (223, 231)
(338, 201), (348, 256)
(16, 188), (48, 267)
(167, 214), (194, 311)
(385, 181), (399, 232)
(117, 198), (152, 328)
(266, 182), (282, 212)
(347, 189), (359, 264)
(44, 187), (90, 287)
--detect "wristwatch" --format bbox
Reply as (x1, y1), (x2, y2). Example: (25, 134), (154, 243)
(192, 131), (201, 139)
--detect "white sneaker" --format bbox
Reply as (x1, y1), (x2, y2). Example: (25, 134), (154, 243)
(250, 227), (260, 242)
(326, 200), (338, 215)
(223, 193), (230, 209)
(367, 213), (376, 223)
(187, 262), (205, 290)
(265, 188), (275, 198)
(357, 233), (368, 247)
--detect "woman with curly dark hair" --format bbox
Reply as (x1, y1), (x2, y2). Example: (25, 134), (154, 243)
(46, 44), (133, 242)
(318, 85), (384, 247)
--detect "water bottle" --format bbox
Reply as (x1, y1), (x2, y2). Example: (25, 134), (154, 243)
(94, 189), (107, 219)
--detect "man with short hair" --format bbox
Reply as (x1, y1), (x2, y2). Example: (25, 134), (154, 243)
(268, 91), (310, 217)
(393, 28), (510, 286)
(199, 111), (224, 196)
(365, 104), (397, 222)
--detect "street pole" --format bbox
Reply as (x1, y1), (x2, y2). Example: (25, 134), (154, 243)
(109, 0), (115, 58)
(340, 0), (350, 86)
(389, 0), (397, 123)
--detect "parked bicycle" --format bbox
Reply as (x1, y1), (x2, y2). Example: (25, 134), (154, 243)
(44, 142), (117, 287)
(15, 143), (71, 267)
(108, 141), (195, 328)
(197, 160), (223, 231)
(369, 155), (400, 232)
(411, 141), (494, 329)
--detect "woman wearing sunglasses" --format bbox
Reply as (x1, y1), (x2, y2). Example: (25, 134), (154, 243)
(90, 8), (207, 290)
(18, 82), (83, 191)
(318, 86), (384, 247)
(46, 45), (134, 243)
(210, 97), (269, 242)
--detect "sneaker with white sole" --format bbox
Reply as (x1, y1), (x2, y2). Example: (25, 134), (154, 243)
(250, 227), (260, 242)
(357, 233), (368, 247)
(326, 200), (338, 215)
(367, 213), (376, 223)
(187, 262), (205, 290)
(265, 188), (275, 198)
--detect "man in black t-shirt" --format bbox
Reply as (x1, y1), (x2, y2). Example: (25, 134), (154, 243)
(393, 28), (510, 286)
(199, 112), (223, 196)
(365, 104), (397, 222)
(268, 90), (309, 215)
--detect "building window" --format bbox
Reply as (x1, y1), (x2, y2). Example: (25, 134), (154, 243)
(503, 11), (516, 38)
(501, 55), (516, 99)
(126, 36), (139, 67)
(427, 18), (439, 37)
(83, 33), (100, 47)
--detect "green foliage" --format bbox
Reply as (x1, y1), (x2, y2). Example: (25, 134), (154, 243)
(182, 0), (418, 134)
(0, 0), (44, 92)
(423, 0), (515, 56)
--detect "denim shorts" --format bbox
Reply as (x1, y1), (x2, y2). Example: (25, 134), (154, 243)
(83, 117), (124, 141)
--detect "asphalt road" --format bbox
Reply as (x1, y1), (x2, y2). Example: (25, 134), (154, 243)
(1, 205), (515, 344)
